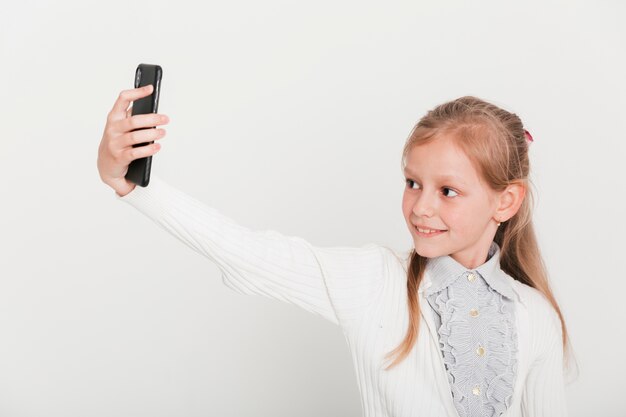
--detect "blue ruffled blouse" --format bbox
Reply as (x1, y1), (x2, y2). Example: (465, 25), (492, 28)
(423, 241), (518, 417)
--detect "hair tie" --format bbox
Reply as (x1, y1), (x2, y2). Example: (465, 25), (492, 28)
(524, 129), (534, 145)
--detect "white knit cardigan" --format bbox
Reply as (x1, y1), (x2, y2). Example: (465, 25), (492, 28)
(115, 175), (568, 417)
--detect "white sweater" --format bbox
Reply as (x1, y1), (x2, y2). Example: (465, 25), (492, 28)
(115, 175), (568, 417)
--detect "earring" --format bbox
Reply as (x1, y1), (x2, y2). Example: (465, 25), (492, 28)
(497, 220), (502, 227)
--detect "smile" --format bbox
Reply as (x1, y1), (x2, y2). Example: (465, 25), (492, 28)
(415, 226), (447, 237)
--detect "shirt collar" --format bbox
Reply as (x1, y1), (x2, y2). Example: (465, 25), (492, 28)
(420, 241), (517, 301)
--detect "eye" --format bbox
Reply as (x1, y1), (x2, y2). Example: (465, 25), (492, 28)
(442, 187), (459, 198)
(405, 179), (419, 190)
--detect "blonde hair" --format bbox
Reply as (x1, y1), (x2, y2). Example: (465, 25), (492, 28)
(383, 96), (575, 375)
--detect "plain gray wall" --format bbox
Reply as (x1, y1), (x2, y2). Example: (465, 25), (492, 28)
(1, 0), (624, 416)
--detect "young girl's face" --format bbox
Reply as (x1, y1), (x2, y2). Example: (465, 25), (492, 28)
(402, 134), (500, 269)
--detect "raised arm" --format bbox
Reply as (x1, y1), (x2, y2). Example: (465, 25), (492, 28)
(98, 86), (385, 329)
(115, 176), (386, 328)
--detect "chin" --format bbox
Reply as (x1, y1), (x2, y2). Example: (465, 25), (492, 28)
(413, 244), (444, 259)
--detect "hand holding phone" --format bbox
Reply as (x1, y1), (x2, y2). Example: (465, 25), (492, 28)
(125, 63), (163, 187)
(97, 69), (168, 197)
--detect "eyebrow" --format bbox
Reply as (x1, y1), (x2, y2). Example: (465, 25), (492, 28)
(403, 167), (467, 186)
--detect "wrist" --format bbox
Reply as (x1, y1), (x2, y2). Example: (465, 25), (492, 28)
(113, 179), (136, 197)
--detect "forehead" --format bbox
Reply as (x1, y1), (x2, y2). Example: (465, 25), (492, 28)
(404, 137), (481, 185)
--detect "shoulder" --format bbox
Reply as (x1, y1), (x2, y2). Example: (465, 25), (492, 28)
(312, 242), (384, 262)
(377, 245), (410, 270)
(508, 277), (563, 355)
(310, 242), (388, 281)
(510, 278), (559, 321)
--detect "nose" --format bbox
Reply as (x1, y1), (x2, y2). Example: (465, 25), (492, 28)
(412, 190), (437, 218)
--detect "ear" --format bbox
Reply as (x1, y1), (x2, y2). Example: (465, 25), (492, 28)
(494, 181), (526, 222)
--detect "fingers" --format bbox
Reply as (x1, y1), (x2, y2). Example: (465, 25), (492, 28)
(121, 126), (167, 147)
(122, 142), (162, 164)
(98, 85), (170, 190)
(113, 112), (169, 135)
(108, 84), (154, 122)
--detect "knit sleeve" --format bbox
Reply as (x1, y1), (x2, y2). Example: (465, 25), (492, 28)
(521, 306), (568, 416)
(114, 175), (385, 328)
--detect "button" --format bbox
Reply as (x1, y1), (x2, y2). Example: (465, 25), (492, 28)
(469, 308), (479, 317)
(467, 273), (476, 282)
(476, 346), (486, 356)
(472, 385), (481, 396)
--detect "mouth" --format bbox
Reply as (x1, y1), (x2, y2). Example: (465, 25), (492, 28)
(414, 226), (447, 237)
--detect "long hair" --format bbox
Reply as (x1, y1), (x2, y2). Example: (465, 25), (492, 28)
(383, 96), (575, 376)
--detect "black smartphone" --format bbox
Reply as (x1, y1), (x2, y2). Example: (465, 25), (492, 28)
(125, 63), (163, 187)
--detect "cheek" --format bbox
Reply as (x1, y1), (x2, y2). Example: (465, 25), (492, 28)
(401, 194), (414, 219)
(444, 204), (482, 232)
(440, 208), (465, 230)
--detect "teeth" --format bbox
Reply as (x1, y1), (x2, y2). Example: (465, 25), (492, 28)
(417, 227), (439, 234)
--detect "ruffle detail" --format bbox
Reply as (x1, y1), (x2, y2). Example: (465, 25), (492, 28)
(433, 274), (518, 417)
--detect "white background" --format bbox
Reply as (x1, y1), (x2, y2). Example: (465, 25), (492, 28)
(1, 0), (625, 416)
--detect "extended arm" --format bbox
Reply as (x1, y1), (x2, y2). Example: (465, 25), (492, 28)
(115, 175), (385, 328)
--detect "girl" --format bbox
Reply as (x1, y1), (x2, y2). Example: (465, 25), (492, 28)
(97, 88), (573, 417)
